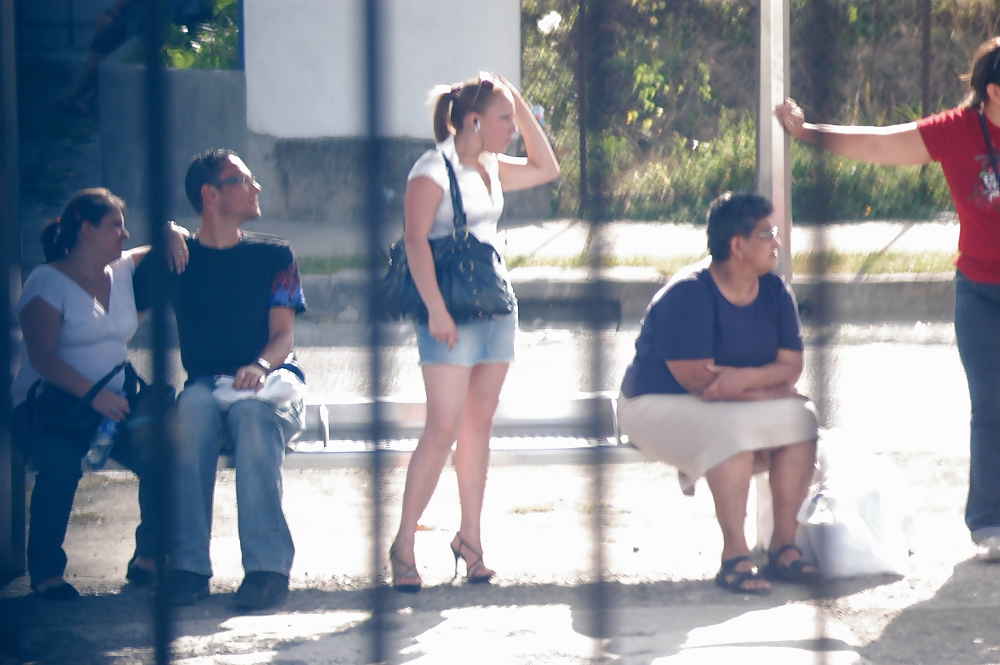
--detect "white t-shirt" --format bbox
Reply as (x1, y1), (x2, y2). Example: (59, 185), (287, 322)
(11, 255), (138, 406)
(407, 135), (505, 248)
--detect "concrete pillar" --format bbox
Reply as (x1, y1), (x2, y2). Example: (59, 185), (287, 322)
(758, 0), (792, 281)
(242, 0), (544, 224)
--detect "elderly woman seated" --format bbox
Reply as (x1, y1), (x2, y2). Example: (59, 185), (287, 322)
(617, 192), (819, 595)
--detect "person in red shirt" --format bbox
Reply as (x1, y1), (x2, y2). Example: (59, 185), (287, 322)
(775, 37), (1000, 563)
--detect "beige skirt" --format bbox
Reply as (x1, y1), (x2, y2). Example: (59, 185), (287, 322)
(617, 392), (818, 494)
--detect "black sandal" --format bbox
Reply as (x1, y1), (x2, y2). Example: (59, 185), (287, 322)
(715, 555), (771, 596)
(762, 544), (822, 585)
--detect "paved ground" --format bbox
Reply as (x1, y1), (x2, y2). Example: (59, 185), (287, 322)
(3, 337), (999, 665)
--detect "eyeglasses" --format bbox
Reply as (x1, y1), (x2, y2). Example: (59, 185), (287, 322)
(755, 225), (779, 240)
(213, 174), (258, 188)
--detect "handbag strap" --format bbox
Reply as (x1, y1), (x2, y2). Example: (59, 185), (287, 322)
(81, 360), (130, 406)
(26, 359), (130, 424)
(441, 155), (468, 231)
(979, 110), (1000, 188)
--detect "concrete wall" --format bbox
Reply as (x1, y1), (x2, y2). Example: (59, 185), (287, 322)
(244, 0), (521, 140)
(98, 39), (248, 220)
(243, 0), (551, 223)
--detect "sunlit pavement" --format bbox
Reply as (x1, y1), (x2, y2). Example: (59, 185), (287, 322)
(6, 324), (1000, 664)
(231, 216), (963, 266)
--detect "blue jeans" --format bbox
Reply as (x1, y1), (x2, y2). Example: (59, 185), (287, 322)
(10, 402), (155, 586)
(169, 378), (304, 577)
(955, 271), (1000, 542)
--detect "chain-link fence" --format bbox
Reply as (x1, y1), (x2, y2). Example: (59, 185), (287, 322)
(522, 0), (997, 225)
(3, 1), (999, 663)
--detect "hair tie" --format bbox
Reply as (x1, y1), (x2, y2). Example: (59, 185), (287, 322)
(448, 85), (461, 102)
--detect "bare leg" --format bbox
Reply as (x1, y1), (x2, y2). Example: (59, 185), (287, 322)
(451, 362), (509, 577)
(704, 451), (770, 592)
(59, 51), (102, 112)
(391, 365), (473, 583)
(769, 439), (818, 570)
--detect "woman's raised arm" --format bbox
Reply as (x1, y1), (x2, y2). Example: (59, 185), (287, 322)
(775, 98), (932, 166)
(496, 76), (560, 192)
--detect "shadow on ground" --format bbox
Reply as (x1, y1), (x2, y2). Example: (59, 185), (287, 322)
(862, 559), (1000, 664)
(0, 574), (901, 665)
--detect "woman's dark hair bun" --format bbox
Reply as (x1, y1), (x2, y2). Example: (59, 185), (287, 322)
(40, 188), (125, 263)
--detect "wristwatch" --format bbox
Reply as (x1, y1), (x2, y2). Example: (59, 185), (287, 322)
(254, 357), (271, 373)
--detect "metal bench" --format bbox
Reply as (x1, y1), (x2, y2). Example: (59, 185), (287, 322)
(100, 392), (642, 470)
(279, 392), (642, 467)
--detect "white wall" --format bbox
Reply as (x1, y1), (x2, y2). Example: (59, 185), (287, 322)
(244, 0), (521, 140)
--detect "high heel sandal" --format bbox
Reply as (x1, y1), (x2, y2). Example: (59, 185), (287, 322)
(450, 533), (495, 584)
(389, 543), (422, 594)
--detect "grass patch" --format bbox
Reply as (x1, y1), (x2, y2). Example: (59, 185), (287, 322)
(302, 249), (957, 276)
(298, 255), (369, 274)
(791, 250), (957, 275)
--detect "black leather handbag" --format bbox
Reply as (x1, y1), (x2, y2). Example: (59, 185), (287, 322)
(381, 154), (515, 324)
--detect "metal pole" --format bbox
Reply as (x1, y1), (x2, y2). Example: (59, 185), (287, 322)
(758, 0), (792, 281)
(0, 0), (24, 579)
(363, 2), (389, 663)
(141, 0), (175, 662)
(579, 0), (609, 654)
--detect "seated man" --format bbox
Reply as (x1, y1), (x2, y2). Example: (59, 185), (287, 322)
(134, 148), (306, 610)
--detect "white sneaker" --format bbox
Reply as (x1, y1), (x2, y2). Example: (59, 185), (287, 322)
(975, 536), (1000, 562)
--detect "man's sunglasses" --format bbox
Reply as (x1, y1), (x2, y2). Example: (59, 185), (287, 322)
(212, 174), (258, 188)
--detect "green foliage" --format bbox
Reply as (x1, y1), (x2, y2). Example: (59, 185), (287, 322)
(163, 0), (239, 70)
(521, 0), (986, 221)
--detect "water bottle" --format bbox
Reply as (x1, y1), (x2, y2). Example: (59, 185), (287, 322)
(82, 412), (119, 472)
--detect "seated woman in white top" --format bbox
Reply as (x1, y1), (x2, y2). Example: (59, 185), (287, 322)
(388, 74), (559, 592)
(10, 188), (187, 600)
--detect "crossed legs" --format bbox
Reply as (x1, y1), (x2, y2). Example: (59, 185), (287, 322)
(392, 362), (509, 584)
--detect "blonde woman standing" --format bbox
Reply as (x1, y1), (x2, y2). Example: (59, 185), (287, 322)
(389, 74), (559, 592)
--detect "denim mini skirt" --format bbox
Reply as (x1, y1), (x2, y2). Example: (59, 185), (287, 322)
(415, 310), (517, 366)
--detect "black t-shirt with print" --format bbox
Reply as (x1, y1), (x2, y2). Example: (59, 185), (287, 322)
(133, 231), (307, 381)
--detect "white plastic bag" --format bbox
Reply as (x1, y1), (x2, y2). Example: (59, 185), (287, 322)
(756, 429), (913, 578)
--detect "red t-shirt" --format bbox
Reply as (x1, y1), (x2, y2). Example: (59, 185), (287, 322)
(918, 106), (1000, 283)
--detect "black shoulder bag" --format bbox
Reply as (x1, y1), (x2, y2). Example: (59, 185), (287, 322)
(381, 154), (516, 323)
(24, 361), (171, 448)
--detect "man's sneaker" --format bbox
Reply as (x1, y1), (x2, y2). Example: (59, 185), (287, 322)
(165, 569), (211, 606)
(976, 536), (1000, 563)
(232, 572), (289, 611)
(126, 556), (155, 587)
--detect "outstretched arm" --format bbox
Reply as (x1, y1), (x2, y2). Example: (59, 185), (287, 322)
(128, 221), (190, 272)
(496, 76), (560, 192)
(775, 98), (932, 166)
